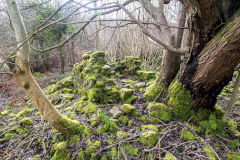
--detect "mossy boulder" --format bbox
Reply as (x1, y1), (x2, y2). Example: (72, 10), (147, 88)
(58, 117), (86, 136)
(120, 88), (136, 103)
(147, 103), (171, 122)
(121, 104), (135, 114)
(180, 129), (196, 141)
(163, 153), (178, 160)
(139, 130), (159, 148)
(19, 117), (33, 127)
(123, 56), (141, 74)
(137, 70), (156, 81)
(62, 88), (72, 94)
(143, 80), (164, 102)
(141, 124), (158, 132)
(16, 107), (32, 119)
(109, 106), (122, 118)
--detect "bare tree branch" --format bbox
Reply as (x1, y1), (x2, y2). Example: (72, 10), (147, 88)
(116, 2), (188, 55)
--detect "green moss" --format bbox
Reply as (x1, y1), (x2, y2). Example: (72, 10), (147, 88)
(68, 135), (80, 146)
(147, 102), (171, 122)
(123, 56), (141, 74)
(139, 130), (159, 148)
(121, 104), (135, 114)
(226, 152), (240, 160)
(141, 124), (158, 132)
(1, 105), (14, 116)
(77, 149), (85, 160)
(163, 153), (177, 160)
(82, 103), (98, 114)
(137, 70), (156, 81)
(50, 141), (69, 160)
(180, 129), (196, 141)
(19, 117), (33, 127)
(85, 140), (101, 157)
(104, 87), (120, 103)
(120, 88), (136, 103)
(62, 94), (74, 100)
(62, 88), (72, 94)
(203, 145), (217, 160)
(110, 147), (118, 158)
(118, 115), (128, 124)
(82, 54), (90, 60)
(143, 80), (164, 102)
(116, 131), (128, 139)
(16, 107), (32, 119)
(88, 88), (101, 102)
(213, 104), (224, 119)
(58, 117), (85, 136)
(124, 144), (138, 156)
(198, 114), (225, 134)
(95, 81), (105, 88)
(61, 76), (74, 87)
(227, 120), (237, 131)
(101, 65), (111, 75)
(138, 115), (148, 122)
(167, 80), (194, 120)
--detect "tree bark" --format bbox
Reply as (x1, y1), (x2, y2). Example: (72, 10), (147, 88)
(169, 1), (240, 114)
(6, 0), (80, 135)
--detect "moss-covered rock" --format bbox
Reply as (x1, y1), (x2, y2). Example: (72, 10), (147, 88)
(62, 94), (74, 100)
(143, 80), (164, 102)
(163, 153), (178, 160)
(167, 80), (194, 120)
(120, 88), (136, 103)
(141, 124), (158, 132)
(203, 145), (217, 160)
(121, 104), (135, 114)
(123, 56), (141, 74)
(109, 106), (123, 118)
(147, 102), (171, 122)
(137, 70), (156, 81)
(118, 115), (128, 124)
(19, 117), (33, 127)
(58, 117), (85, 136)
(62, 88), (72, 94)
(139, 130), (159, 148)
(16, 107), (32, 119)
(1, 105), (14, 116)
(180, 129), (196, 141)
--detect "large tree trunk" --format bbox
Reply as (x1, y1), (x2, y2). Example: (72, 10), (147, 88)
(6, 0), (81, 135)
(168, 1), (240, 120)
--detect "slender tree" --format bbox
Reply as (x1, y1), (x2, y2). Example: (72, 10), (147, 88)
(5, 0), (82, 135)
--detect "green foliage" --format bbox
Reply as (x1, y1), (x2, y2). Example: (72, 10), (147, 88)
(27, 0), (74, 55)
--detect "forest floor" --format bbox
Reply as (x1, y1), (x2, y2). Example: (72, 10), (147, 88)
(0, 53), (239, 160)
